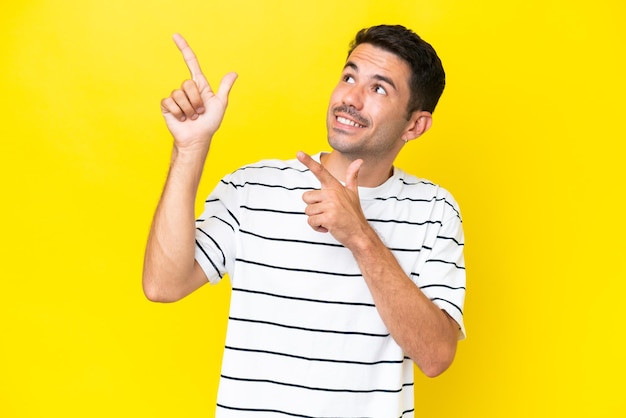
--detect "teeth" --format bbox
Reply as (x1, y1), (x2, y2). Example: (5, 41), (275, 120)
(337, 116), (364, 128)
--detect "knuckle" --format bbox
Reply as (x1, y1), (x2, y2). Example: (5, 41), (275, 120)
(171, 89), (185, 101)
(314, 166), (326, 177)
(161, 98), (179, 114)
(181, 79), (195, 89)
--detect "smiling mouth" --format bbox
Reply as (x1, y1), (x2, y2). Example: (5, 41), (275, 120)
(336, 116), (365, 128)
(332, 105), (369, 129)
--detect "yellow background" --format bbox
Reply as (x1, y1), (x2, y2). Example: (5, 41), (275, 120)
(1, 0), (624, 416)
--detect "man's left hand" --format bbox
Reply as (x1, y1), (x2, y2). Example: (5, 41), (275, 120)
(297, 151), (370, 249)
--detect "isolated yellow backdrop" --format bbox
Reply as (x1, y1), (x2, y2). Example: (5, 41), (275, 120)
(1, 0), (625, 417)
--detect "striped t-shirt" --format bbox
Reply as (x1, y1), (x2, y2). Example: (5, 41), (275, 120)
(195, 153), (466, 417)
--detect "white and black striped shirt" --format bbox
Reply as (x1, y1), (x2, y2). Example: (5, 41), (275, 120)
(195, 153), (466, 417)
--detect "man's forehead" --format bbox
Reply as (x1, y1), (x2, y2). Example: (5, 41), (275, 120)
(345, 44), (410, 88)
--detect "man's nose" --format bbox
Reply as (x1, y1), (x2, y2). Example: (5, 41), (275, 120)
(341, 84), (364, 110)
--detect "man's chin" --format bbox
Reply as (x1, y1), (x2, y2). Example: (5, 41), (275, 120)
(327, 137), (364, 156)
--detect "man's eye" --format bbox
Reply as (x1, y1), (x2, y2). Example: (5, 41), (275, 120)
(344, 75), (355, 84)
(375, 85), (387, 95)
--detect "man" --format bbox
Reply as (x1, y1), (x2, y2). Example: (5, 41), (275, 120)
(143, 25), (466, 417)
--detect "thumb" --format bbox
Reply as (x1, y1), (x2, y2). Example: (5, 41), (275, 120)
(215, 72), (238, 103)
(345, 159), (363, 193)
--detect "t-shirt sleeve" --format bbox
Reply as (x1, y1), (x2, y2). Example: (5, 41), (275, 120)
(417, 201), (467, 340)
(194, 175), (239, 285)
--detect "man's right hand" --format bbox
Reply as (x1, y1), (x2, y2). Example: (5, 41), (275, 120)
(160, 33), (238, 151)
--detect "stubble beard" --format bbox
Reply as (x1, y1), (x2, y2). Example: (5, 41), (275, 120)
(326, 106), (371, 158)
(327, 123), (402, 162)
(326, 104), (404, 160)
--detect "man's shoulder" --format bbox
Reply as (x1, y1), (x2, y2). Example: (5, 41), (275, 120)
(239, 157), (303, 171)
(227, 153), (324, 179)
(221, 155), (313, 188)
(392, 167), (462, 216)
(392, 167), (447, 196)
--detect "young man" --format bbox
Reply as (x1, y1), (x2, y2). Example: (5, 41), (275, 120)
(144, 25), (466, 417)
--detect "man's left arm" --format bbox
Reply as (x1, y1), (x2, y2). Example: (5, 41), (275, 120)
(349, 226), (460, 377)
(298, 151), (460, 377)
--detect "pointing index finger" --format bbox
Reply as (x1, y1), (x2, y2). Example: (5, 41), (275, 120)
(172, 33), (206, 84)
(297, 151), (340, 188)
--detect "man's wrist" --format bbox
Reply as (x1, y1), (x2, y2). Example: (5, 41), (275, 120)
(347, 224), (386, 259)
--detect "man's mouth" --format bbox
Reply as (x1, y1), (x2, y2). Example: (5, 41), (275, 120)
(336, 116), (365, 128)
(333, 105), (369, 128)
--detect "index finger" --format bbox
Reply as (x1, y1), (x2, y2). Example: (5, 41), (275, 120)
(172, 33), (205, 83)
(297, 151), (341, 188)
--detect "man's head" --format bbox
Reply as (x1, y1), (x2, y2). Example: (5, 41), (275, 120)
(325, 25), (445, 167)
(348, 24), (445, 116)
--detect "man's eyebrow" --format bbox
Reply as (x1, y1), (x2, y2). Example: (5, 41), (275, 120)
(373, 74), (397, 91)
(343, 60), (398, 91)
(344, 61), (358, 72)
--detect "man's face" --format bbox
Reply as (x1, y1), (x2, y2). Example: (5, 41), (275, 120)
(326, 43), (414, 160)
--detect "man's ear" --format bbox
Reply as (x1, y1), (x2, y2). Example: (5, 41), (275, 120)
(403, 111), (433, 142)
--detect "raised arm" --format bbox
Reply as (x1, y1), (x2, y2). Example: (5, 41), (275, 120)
(142, 34), (237, 302)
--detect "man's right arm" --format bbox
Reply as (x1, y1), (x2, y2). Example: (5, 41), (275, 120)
(142, 34), (237, 302)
